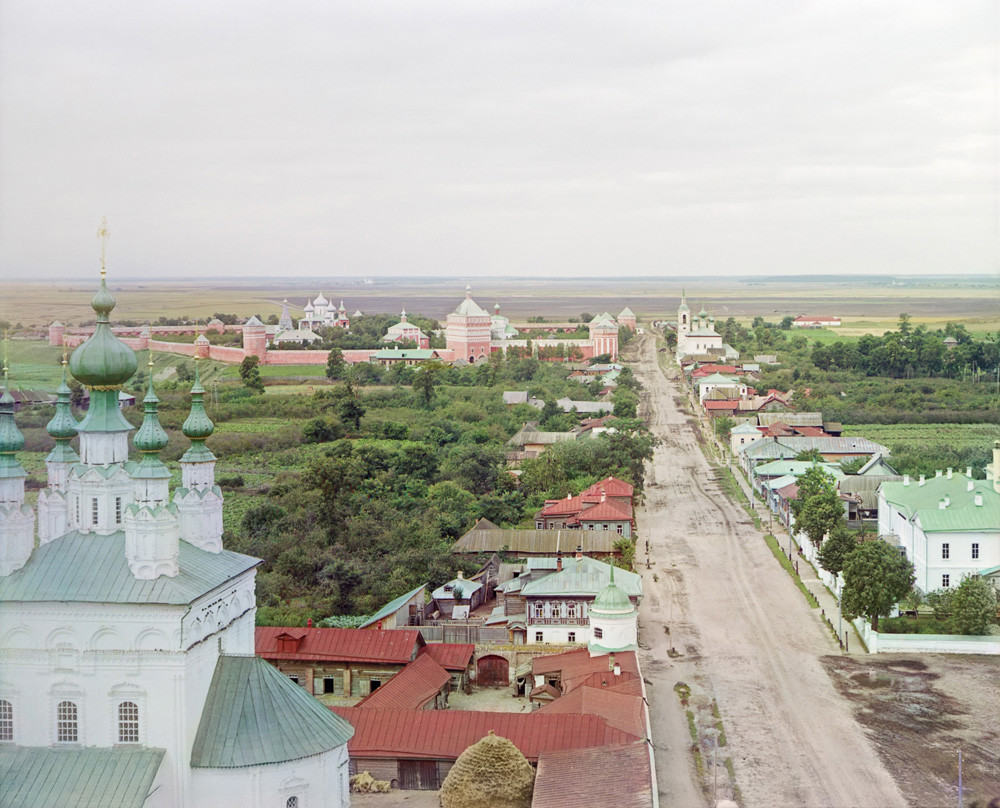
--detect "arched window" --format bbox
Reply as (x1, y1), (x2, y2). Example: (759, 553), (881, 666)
(0, 700), (12, 741)
(286, 798), (299, 808)
(533, 602), (544, 619)
(118, 701), (139, 744)
(57, 701), (78, 743)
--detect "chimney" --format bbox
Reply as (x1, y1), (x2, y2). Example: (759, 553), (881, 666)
(967, 480), (975, 492)
(601, 491), (606, 502)
(456, 570), (464, 580)
(966, 466), (972, 478)
(556, 551), (563, 572)
(307, 618), (313, 628)
(974, 493), (983, 506)
(567, 493), (572, 500)
(939, 499), (947, 510)
(947, 467), (953, 479)
(936, 470), (943, 478)
(903, 475), (910, 486)
(614, 662), (621, 676)
(919, 475), (925, 487)
(608, 652), (615, 672)
(576, 545), (584, 560)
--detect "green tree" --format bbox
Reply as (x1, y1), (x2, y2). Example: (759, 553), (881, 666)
(714, 415), (735, 441)
(411, 361), (442, 408)
(796, 487), (845, 546)
(326, 348), (345, 380)
(612, 387), (638, 419)
(337, 384), (366, 432)
(816, 523), (857, 575)
(239, 355), (265, 394)
(949, 574), (997, 635)
(840, 541), (915, 631)
(613, 537), (636, 571)
(176, 361), (194, 382)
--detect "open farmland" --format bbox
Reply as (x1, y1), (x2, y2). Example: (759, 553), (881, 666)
(4, 275), (997, 331)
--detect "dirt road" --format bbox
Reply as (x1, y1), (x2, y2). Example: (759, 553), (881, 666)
(633, 334), (907, 808)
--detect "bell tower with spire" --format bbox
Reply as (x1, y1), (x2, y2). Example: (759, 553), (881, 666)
(0, 346), (36, 575)
(174, 357), (224, 552)
(37, 356), (79, 543)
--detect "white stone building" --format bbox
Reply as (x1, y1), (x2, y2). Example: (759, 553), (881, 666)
(0, 276), (353, 808)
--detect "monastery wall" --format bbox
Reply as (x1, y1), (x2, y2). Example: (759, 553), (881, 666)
(207, 346), (248, 363)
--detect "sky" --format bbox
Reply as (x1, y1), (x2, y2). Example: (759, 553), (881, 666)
(0, 1), (997, 281)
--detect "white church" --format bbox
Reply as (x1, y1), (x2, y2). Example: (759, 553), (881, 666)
(0, 273), (353, 807)
(674, 291), (740, 363)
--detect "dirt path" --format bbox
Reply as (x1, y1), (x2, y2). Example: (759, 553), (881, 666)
(632, 334), (907, 808)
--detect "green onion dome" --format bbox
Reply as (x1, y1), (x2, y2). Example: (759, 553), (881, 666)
(182, 361), (214, 441)
(46, 361), (79, 441)
(591, 566), (635, 614)
(134, 362), (169, 455)
(698, 307), (708, 318)
(69, 276), (138, 389)
(0, 388), (25, 457)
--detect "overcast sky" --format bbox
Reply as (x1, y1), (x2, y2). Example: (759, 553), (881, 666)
(0, 1), (996, 280)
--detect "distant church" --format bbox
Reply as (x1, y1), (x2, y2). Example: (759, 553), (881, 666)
(0, 269), (353, 806)
(674, 291), (739, 363)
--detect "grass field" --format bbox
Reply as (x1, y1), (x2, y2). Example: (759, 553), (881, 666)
(842, 423), (1000, 457)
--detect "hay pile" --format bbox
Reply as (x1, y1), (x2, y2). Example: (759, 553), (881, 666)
(350, 772), (391, 793)
(439, 731), (534, 808)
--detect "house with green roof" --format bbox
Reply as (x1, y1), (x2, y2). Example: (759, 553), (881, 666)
(0, 271), (353, 808)
(878, 450), (1000, 595)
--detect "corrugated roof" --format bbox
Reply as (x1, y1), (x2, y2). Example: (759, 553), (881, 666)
(752, 460), (843, 478)
(0, 746), (164, 808)
(520, 557), (642, 599)
(418, 642), (475, 671)
(572, 501), (633, 524)
(0, 531), (259, 605)
(532, 742), (653, 808)
(881, 476), (1000, 532)
(535, 686), (646, 738)
(359, 585), (426, 629)
(256, 627), (423, 664)
(191, 655), (353, 767)
(330, 708), (638, 762)
(452, 529), (618, 555)
(757, 412), (824, 427)
(356, 654), (451, 710)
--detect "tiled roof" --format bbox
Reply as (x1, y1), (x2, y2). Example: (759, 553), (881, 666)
(418, 642), (475, 671)
(329, 708), (639, 762)
(452, 529), (618, 555)
(0, 746), (164, 808)
(358, 584), (426, 629)
(520, 557), (642, 600)
(0, 531), (259, 605)
(356, 654), (451, 710)
(532, 742), (653, 808)
(255, 627), (422, 664)
(191, 655), (353, 768)
(535, 685), (646, 738)
(532, 648), (640, 693)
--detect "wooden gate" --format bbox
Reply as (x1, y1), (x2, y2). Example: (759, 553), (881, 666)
(476, 655), (509, 687)
(398, 760), (439, 790)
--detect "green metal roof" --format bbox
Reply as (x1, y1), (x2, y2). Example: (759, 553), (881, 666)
(880, 476), (1000, 533)
(521, 556), (642, 600)
(191, 655), (354, 768)
(0, 531), (259, 605)
(359, 584), (426, 628)
(753, 460), (843, 478)
(0, 746), (164, 808)
(592, 567), (635, 614)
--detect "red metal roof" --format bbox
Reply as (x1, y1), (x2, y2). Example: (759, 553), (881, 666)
(581, 477), (634, 500)
(572, 500), (633, 524)
(356, 655), (451, 711)
(535, 686), (646, 738)
(704, 400), (740, 411)
(417, 642), (474, 672)
(329, 708), (639, 762)
(539, 494), (587, 518)
(255, 627), (423, 665)
(691, 364), (739, 377)
(532, 742), (653, 808)
(531, 648), (640, 693)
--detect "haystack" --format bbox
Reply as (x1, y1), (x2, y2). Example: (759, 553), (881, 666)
(439, 730), (534, 808)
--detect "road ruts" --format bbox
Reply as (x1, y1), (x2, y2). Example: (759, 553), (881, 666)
(634, 334), (907, 808)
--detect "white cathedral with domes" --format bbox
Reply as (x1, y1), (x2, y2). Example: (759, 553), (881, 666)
(0, 272), (352, 807)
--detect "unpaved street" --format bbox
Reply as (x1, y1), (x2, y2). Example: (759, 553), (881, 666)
(633, 335), (907, 808)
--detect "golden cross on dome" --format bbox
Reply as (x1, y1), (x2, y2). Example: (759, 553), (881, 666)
(97, 217), (110, 278)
